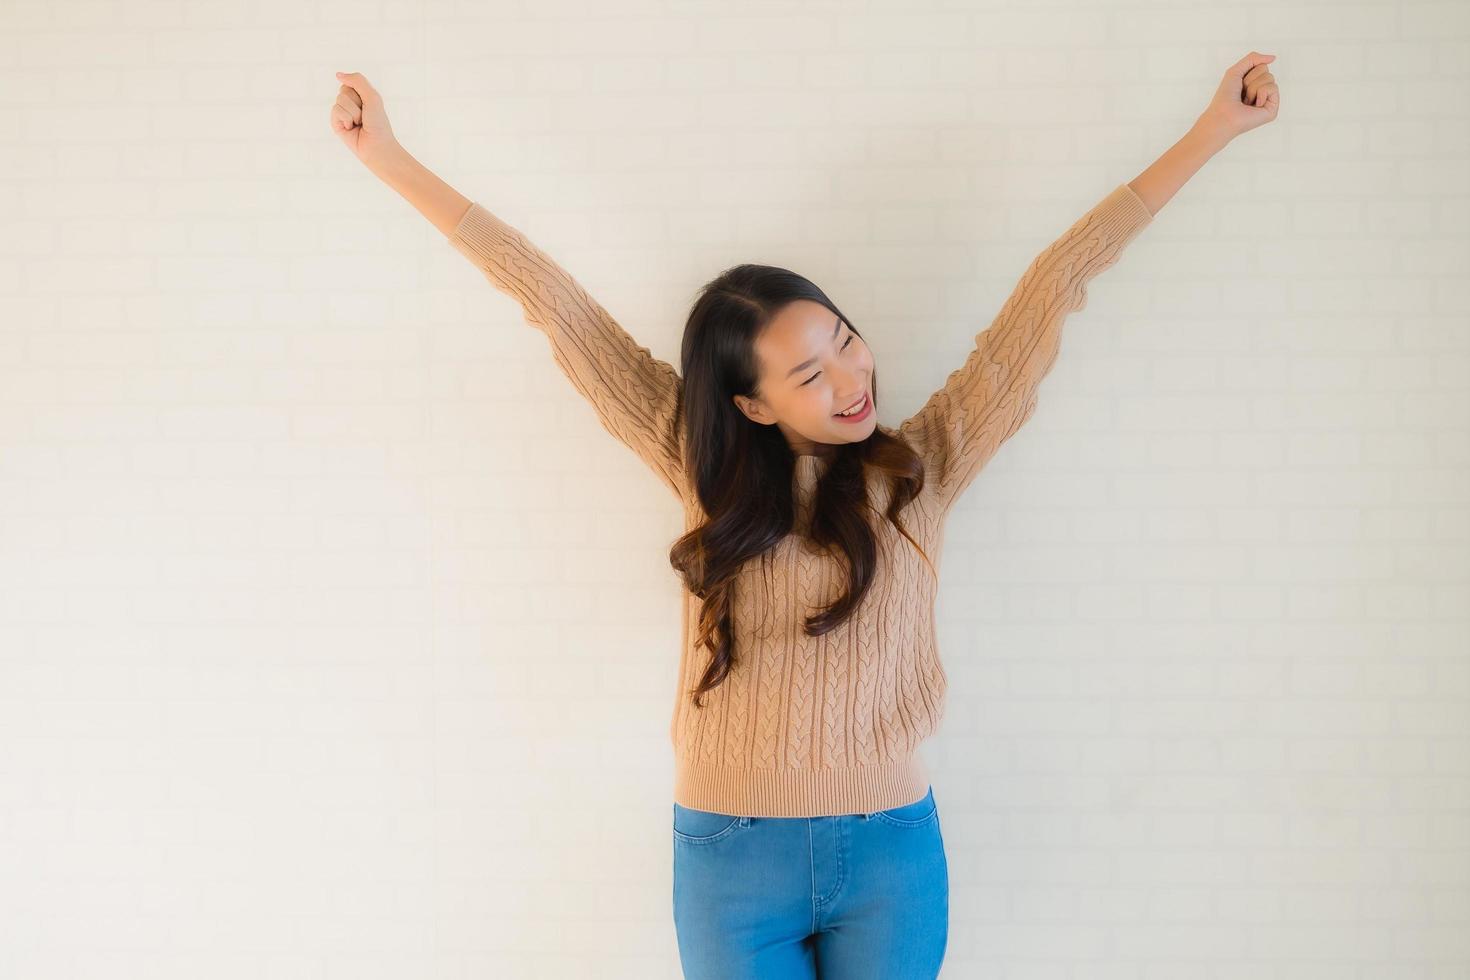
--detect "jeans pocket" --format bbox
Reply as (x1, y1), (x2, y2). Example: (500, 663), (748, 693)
(869, 785), (938, 828)
(672, 802), (746, 844)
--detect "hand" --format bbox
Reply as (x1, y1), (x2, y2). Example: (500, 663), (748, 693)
(329, 71), (401, 170)
(1197, 51), (1281, 143)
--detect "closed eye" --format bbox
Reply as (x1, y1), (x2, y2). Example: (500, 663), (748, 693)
(800, 334), (853, 386)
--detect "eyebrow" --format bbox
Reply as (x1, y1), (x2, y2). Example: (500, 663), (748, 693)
(785, 315), (844, 380)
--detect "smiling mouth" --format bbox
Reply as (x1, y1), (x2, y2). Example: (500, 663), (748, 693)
(833, 393), (869, 417)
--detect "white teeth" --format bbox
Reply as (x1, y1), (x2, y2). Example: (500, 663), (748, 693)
(835, 394), (867, 417)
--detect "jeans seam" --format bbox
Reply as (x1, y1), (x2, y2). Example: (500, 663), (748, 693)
(813, 818), (848, 934)
(808, 818), (818, 935)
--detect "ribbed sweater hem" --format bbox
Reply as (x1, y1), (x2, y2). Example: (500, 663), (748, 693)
(673, 754), (932, 818)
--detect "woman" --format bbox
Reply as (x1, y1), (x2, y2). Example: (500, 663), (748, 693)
(329, 52), (1279, 979)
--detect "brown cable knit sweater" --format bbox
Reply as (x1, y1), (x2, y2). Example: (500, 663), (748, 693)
(446, 181), (1154, 817)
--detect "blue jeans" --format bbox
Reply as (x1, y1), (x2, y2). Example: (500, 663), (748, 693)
(672, 784), (948, 979)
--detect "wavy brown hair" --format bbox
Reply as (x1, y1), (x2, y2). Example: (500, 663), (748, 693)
(668, 263), (937, 710)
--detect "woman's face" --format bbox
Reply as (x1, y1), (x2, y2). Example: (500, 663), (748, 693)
(733, 299), (877, 457)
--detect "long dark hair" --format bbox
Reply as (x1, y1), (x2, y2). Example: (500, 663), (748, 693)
(668, 263), (936, 710)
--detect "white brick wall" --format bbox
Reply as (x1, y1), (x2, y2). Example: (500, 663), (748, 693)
(2, 1), (1467, 977)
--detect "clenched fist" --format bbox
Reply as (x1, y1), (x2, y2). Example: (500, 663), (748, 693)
(330, 71), (400, 169)
(1199, 51), (1281, 142)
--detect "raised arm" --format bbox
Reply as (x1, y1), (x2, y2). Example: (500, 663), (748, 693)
(897, 182), (1154, 516)
(330, 71), (688, 502)
(897, 50), (1278, 517)
(442, 200), (687, 501)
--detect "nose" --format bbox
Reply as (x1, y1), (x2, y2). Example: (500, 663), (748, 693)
(837, 367), (869, 397)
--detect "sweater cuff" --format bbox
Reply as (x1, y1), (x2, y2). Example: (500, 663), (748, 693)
(449, 201), (482, 240)
(1117, 181), (1155, 220)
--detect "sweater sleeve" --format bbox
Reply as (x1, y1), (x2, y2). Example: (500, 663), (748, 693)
(898, 182), (1154, 516)
(446, 202), (687, 502)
